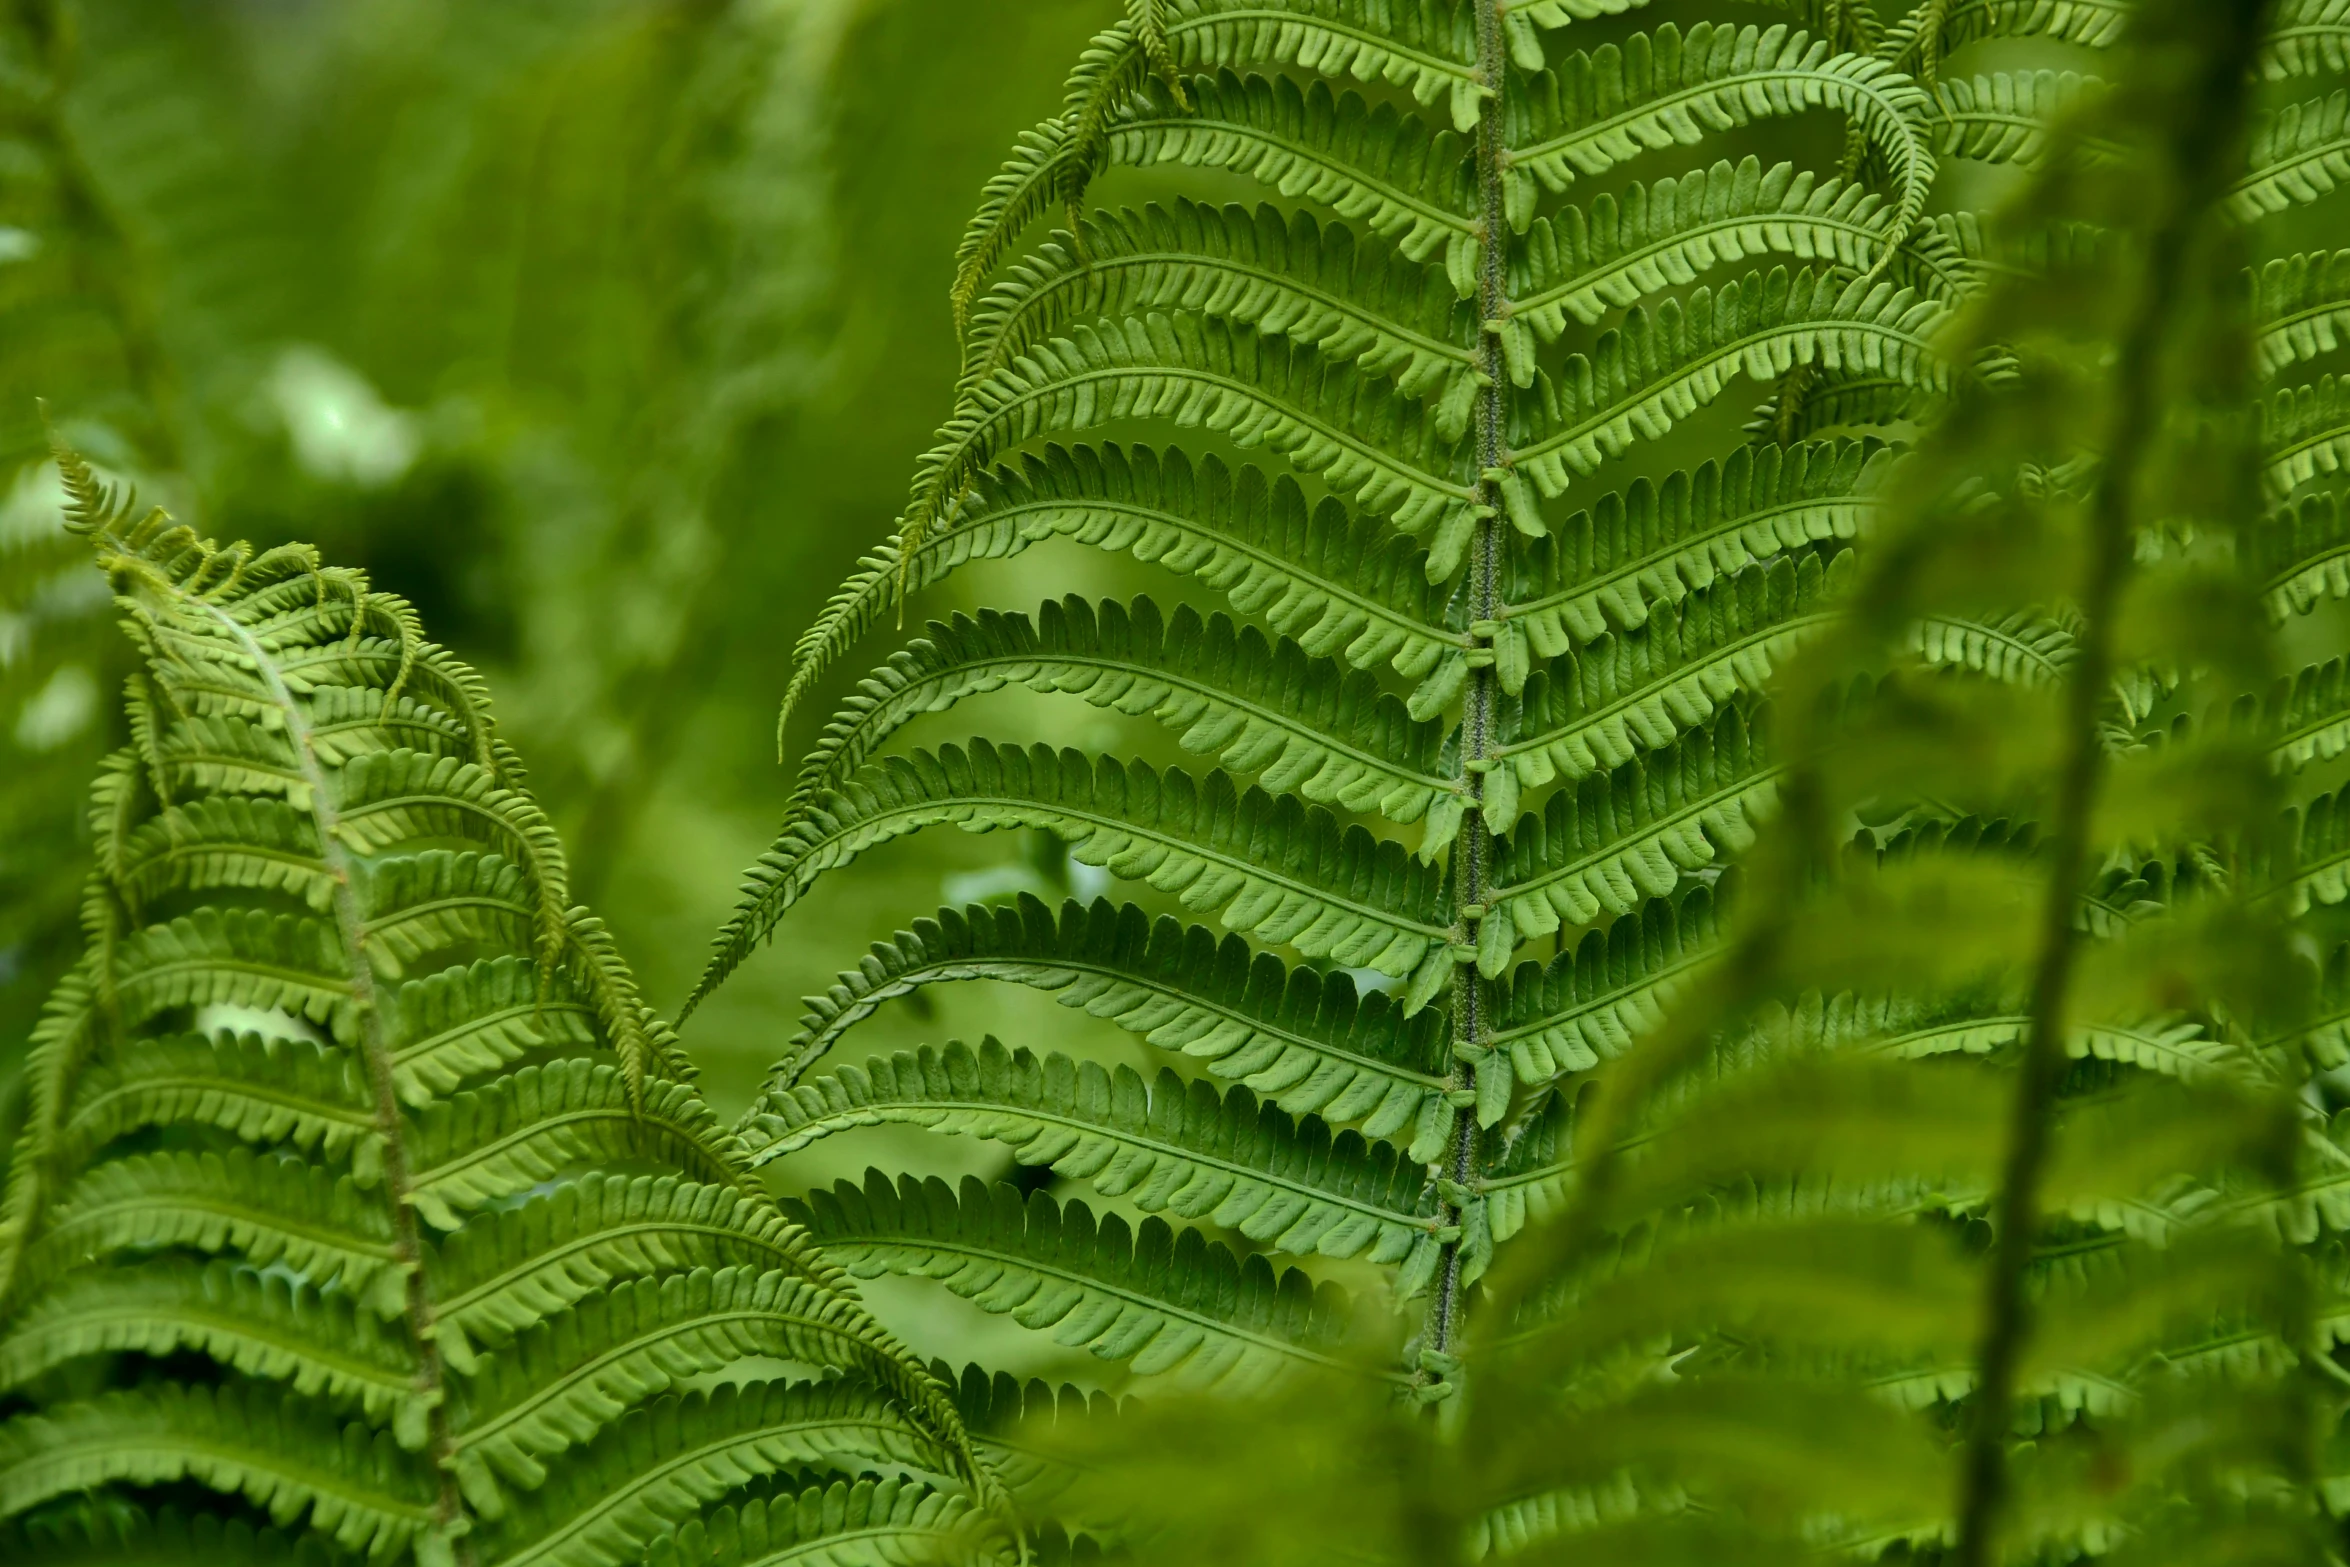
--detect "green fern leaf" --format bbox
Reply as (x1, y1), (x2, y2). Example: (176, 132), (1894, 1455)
(2267, 0), (2350, 79)
(452, 1268), (939, 1505)
(743, 1036), (1436, 1268)
(32, 1146), (404, 1313)
(907, 315), (1477, 580)
(791, 1172), (1364, 1384)
(0, 1261), (420, 1431)
(2234, 89), (2350, 221)
(0, 1503), (343, 1567)
(1509, 24), (1934, 261)
(648, 1476), (978, 1567)
(54, 1031), (376, 1182)
(1933, 71), (2110, 169)
(429, 1173), (847, 1370)
(791, 595), (1444, 844)
(1512, 157), (1961, 355)
(2263, 376), (2350, 496)
(476, 1383), (948, 1567)
(1880, 0), (2129, 76)
(1159, 0), (1483, 131)
(2251, 249), (2350, 380)
(1503, 439), (1887, 662)
(778, 446), (1450, 735)
(1490, 549), (1852, 806)
(0, 1385), (436, 1559)
(767, 894), (1452, 1153)
(962, 201), (1475, 428)
(1109, 71), (1478, 282)
(1488, 881), (1725, 1084)
(696, 741), (1451, 1012)
(407, 1063), (747, 1228)
(1486, 703), (1777, 970)
(1509, 268), (1950, 503)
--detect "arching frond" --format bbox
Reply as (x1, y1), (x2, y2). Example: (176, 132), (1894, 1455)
(788, 595), (1446, 839)
(1491, 549), (1850, 811)
(695, 742), (1452, 1012)
(1107, 72), (1479, 281)
(906, 316), (1477, 580)
(1486, 704), (1776, 969)
(762, 895), (1452, 1154)
(743, 1036), (1435, 1268)
(1509, 269), (1951, 504)
(647, 1476), (977, 1567)
(1933, 72), (2110, 169)
(778, 447), (1449, 736)
(790, 1173), (1365, 1384)
(961, 202), (1474, 427)
(1512, 158), (1956, 353)
(2234, 89), (2350, 221)
(1509, 25), (1935, 262)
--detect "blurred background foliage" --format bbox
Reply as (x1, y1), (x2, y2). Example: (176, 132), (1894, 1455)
(0, 0), (1245, 1383)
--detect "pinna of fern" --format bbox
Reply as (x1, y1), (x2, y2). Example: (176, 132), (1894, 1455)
(0, 446), (1011, 1567)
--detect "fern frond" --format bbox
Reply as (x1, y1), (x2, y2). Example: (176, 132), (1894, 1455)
(1512, 157), (1960, 354)
(407, 1062), (747, 1228)
(1108, 72), (1478, 280)
(743, 1037), (1436, 1269)
(1510, 25), (1935, 266)
(1933, 72), (2110, 169)
(789, 596), (1446, 841)
(476, 1382), (949, 1567)
(790, 1173), (1364, 1384)
(905, 316), (1477, 583)
(696, 741), (1451, 1012)
(2251, 250), (2350, 381)
(777, 447), (1450, 738)
(31, 1146), (404, 1313)
(0, 1261), (421, 1429)
(2253, 485), (2350, 617)
(961, 201), (1474, 429)
(648, 1476), (977, 1567)
(0, 1503), (340, 1566)
(2234, 89), (2350, 221)
(1486, 704), (1777, 971)
(430, 1173), (848, 1367)
(451, 1268), (940, 1505)
(0, 1384), (437, 1559)
(1910, 608), (2078, 686)
(762, 894), (1452, 1153)
(1509, 269), (1950, 503)
(2267, 0), (2350, 80)
(1158, 0), (1483, 129)
(54, 1031), (376, 1180)
(1489, 882), (1725, 1084)
(1878, 0), (2129, 75)
(1505, 439), (1887, 657)
(1491, 549), (1850, 811)
(2262, 375), (2350, 497)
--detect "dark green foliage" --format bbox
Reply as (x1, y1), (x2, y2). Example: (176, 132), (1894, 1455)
(0, 471), (1003, 1564)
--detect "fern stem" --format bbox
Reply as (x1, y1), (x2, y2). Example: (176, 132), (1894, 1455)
(198, 596), (477, 1567)
(1948, 6), (2270, 1561)
(1421, 0), (1513, 1377)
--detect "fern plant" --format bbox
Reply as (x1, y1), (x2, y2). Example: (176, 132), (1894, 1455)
(0, 450), (1013, 1565)
(700, 0), (1969, 1396)
(683, 0), (2350, 1556)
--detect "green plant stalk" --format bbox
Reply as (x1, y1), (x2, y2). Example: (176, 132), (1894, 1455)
(1421, 0), (1510, 1376)
(1948, 7), (2270, 1560)
(198, 596), (475, 1567)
